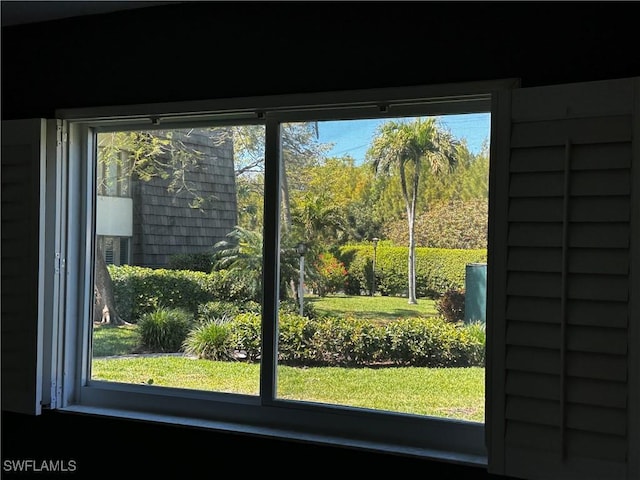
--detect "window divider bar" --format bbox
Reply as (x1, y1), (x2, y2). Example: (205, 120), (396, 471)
(260, 119), (281, 403)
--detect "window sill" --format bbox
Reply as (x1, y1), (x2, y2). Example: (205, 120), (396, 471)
(59, 405), (488, 468)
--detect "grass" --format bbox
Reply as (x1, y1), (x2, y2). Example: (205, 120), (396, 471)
(309, 294), (437, 323)
(92, 323), (139, 357)
(92, 295), (439, 357)
(91, 357), (484, 422)
(91, 294), (484, 423)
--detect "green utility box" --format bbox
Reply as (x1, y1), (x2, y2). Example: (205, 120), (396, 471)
(464, 263), (487, 324)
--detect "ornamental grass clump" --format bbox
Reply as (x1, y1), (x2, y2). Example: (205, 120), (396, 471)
(137, 307), (192, 352)
(183, 316), (234, 361)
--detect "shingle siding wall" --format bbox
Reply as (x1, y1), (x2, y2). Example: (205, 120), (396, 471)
(131, 128), (237, 268)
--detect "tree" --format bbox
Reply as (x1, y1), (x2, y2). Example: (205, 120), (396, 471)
(94, 131), (170, 324)
(95, 124), (330, 325)
(94, 129), (213, 324)
(218, 123), (330, 232)
(212, 226), (302, 302)
(367, 118), (458, 304)
(212, 226), (264, 300)
(213, 123), (330, 301)
(299, 156), (383, 245)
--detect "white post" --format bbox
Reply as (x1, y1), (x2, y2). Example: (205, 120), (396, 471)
(299, 254), (305, 316)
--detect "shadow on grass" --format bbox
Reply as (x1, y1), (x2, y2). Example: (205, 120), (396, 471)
(308, 295), (438, 323)
(92, 323), (139, 357)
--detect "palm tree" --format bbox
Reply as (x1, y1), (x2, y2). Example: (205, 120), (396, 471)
(213, 226), (264, 300)
(213, 226), (304, 302)
(367, 118), (458, 304)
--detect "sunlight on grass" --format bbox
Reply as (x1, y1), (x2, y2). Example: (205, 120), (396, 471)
(92, 356), (261, 394)
(92, 356), (484, 422)
(309, 294), (438, 323)
(277, 365), (484, 422)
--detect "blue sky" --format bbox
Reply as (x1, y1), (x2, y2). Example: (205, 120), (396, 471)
(317, 113), (491, 163)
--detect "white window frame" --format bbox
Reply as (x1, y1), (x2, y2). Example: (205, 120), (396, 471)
(51, 79), (517, 467)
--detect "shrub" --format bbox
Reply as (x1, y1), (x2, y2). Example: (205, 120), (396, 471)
(109, 265), (215, 322)
(224, 312), (485, 368)
(183, 318), (234, 360)
(137, 307), (192, 353)
(460, 321), (486, 366)
(311, 252), (347, 296)
(228, 313), (261, 362)
(108, 265), (259, 323)
(311, 316), (386, 366)
(385, 317), (454, 366)
(167, 252), (214, 273)
(279, 298), (318, 320)
(197, 301), (242, 323)
(208, 268), (258, 303)
(277, 312), (319, 365)
(339, 245), (486, 298)
(436, 288), (466, 323)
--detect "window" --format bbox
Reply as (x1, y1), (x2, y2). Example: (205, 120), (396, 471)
(50, 81), (511, 465)
(275, 116), (490, 423)
(4, 76), (638, 480)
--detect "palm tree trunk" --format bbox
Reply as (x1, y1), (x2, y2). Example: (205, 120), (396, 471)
(408, 163), (420, 304)
(407, 208), (418, 305)
(280, 156), (297, 300)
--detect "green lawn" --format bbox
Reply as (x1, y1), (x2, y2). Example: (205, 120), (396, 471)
(92, 323), (139, 357)
(309, 294), (437, 323)
(91, 294), (484, 423)
(91, 356), (484, 422)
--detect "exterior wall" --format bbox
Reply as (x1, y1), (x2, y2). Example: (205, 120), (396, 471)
(131, 128), (237, 268)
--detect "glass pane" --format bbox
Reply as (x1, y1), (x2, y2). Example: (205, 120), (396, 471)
(276, 114), (490, 423)
(91, 125), (265, 396)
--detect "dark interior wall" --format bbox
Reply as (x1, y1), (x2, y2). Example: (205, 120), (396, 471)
(2, 2), (640, 479)
(3, 1), (640, 120)
(2, 410), (507, 479)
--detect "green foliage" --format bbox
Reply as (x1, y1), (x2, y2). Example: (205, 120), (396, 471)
(296, 157), (383, 245)
(137, 307), (192, 353)
(197, 300), (261, 324)
(209, 268), (259, 303)
(183, 318), (234, 361)
(436, 288), (466, 323)
(279, 298), (318, 319)
(277, 312), (320, 364)
(197, 301), (242, 323)
(228, 313), (261, 362)
(213, 226), (263, 300)
(109, 265), (215, 322)
(311, 316), (387, 366)
(385, 317), (482, 367)
(167, 252), (215, 273)
(224, 312), (484, 368)
(422, 148), (489, 206)
(311, 252), (347, 296)
(108, 265), (257, 323)
(384, 199), (488, 249)
(339, 245), (486, 298)
(458, 321), (486, 366)
(96, 310), (485, 368)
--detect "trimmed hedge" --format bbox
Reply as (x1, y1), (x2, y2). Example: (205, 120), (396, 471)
(108, 265), (257, 323)
(339, 245), (487, 298)
(223, 313), (485, 368)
